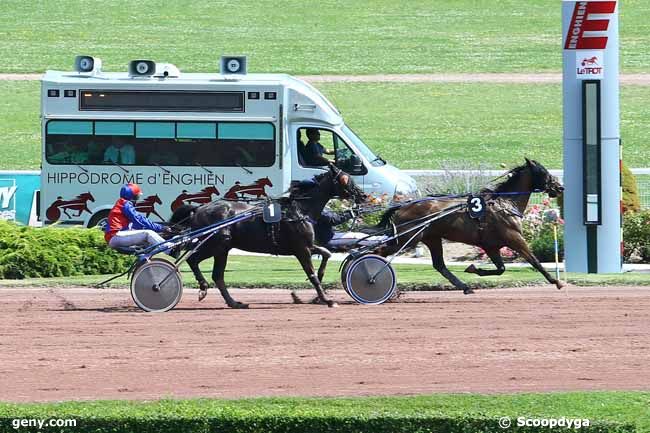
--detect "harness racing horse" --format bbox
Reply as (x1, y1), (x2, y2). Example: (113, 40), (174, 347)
(374, 159), (564, 294)
(170, 165), (367, 308)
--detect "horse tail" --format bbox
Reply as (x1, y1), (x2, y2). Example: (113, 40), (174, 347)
(169, 204), (197, 227)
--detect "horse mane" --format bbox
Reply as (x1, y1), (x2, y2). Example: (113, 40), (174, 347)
(483, 165), (527, 194)
(169, 204), (198, 225)
(482, 159), (546, 194)
(373, 206), (400, 230)
(288, 171), (329, 198)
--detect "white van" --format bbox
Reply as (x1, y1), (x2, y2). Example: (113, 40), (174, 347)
(40, 56), (418, 227)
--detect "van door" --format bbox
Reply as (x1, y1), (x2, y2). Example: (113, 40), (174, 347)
(290, 125), (367, 184)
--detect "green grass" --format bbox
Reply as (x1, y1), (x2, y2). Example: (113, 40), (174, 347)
(1, 254), (649, 289)
(0, 0), (649, 75)
(2, 80), (650, 170)
(0, 392), (647, 432)
(0, 81), (40, 170)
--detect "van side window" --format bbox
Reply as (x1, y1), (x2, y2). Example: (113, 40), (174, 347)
(45, 120), (276, 167)
(217, 123), (275, 167)
(135, 122), (176, 166)
(45, 121), (93, 165)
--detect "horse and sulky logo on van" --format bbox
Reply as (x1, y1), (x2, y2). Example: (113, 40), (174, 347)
(45, 178), (274, 223)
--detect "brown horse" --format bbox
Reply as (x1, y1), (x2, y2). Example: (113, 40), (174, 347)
(170, 165), (367, 308)
(374, 159), (564, 294)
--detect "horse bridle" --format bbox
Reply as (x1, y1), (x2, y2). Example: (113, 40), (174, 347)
(329, 165), (366, 204)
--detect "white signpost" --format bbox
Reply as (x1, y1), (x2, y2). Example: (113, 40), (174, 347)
(562, 0), (621, 273)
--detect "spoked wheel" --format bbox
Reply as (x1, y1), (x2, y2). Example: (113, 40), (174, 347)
(343, 254), (396, 305)
(131, 258), (183, 312)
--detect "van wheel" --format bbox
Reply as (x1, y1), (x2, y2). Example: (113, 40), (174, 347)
(88, 210), (110, 230)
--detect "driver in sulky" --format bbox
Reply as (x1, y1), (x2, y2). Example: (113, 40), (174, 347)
(104, 183), (173, 251)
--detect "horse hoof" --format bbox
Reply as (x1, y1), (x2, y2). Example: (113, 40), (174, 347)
(290, 292), (304, 304)
(198, 289), (208, 302)
(464, 264), (477, 274)
(463, 288), (475, 295)
(310, 297), (334, 306)
(229, 302), (249, 309)
(556, 281), (565, 290)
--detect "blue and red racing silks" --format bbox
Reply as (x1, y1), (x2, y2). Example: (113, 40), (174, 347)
(104, 184), (164, 242)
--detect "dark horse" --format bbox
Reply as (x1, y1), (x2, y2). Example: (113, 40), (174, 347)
(374, 159), (564, 294)
(170, 165), (366, 308)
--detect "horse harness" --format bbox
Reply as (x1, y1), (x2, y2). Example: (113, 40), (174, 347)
(264, 199), (309, 254)
(466, 195), (524, 243)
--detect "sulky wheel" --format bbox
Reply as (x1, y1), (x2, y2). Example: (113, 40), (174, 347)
(130, 258), (183, 312)
(344, 254), (396, 305)
(340, 256), (353, 294)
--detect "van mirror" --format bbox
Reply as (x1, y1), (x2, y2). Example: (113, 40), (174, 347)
(350, 154), (363, 172)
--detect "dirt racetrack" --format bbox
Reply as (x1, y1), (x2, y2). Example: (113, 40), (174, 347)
(1, 286), (649, 402)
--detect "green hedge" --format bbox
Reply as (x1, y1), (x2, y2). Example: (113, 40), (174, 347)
(621, 164), (641, 214)
(529, 224), (564, 263)
(623, 210), (650, 262)
(0, 415), (634, 433)
(0, 221), (131, 279)
(0, 398), (638, 433)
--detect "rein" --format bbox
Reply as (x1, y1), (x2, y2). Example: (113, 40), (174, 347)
(353, 189), (542, 217)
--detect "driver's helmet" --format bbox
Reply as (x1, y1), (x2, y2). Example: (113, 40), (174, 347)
(120, 183), (142, 201)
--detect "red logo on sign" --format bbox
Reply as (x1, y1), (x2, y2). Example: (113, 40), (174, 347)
(564, 1), (616, 50)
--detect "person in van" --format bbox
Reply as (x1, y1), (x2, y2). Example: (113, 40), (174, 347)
(104, 183), (173, 251)
(49, 139), (89, 164)
(104, 137), (136, 165)
(303, 128), (335, 166)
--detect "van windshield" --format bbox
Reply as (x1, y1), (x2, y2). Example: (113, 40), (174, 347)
(341, 125), (384, 167)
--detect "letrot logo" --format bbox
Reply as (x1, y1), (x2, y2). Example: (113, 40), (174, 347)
(565, 1), (616, 50)
(0, 179), (17, 221)
(576, 50), (604, 79)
